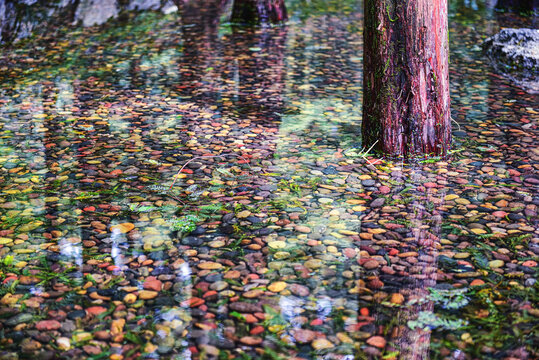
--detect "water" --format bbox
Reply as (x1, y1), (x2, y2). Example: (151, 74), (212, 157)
(0, 1), (537, 359)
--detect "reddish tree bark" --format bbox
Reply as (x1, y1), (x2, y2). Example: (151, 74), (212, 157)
(362, 0), (451, 158)
(231, 0), (287, 24)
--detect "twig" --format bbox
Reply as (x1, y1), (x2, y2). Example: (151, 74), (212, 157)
(451, 116), (461, 132)
(362, 140), (379, 168)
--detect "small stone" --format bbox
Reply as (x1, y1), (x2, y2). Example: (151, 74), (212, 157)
(73, 332), (93, 343)
(86, 306), (107, 316)
(353, 205), (368, 212)
(124, 293), (137, 304)
(83, 345), (102, 355)
(139, 290), (158, 300)
(268, 241), (287, 249)
(21, 338), (41, 353)
(368, 278), (384, 289)
(398, 252), (418, 258)
(239, 336), (263, 345)
(199, 344), (220, 356)
(237, 210), (251, 218)
(312, 338), (334, 350)
(110, 223), (135, 233)
(210, 281), (229, 291)
(273, 251), (290, 259)
(289, 284), (310, 296)
(470, 279), (485, 286)
(5, 313), (33, 326)
(367, 336), (386, 348)
(470, 228), (487, 235)
(343, 248), (356, 258)
(94, 331), (111, 340)
(35, 320), (61, 331)
(243, 289), (264, 298)
(208, 240), (226, 248)
(492, 211), (508, 218)
(0, 237), (13, 245)
(111, 318), (125, 337)
(197, 262), (222, 270)
(445, 194), (459, 201)
(390, 293), (404, 305)
(339, 230), (359, 236)
(291, 329), (316, 343)
(370, 198), (385, 208)
(455, 198), (471, 205)
(224, 270), (241, 279)
(488, 260), (504, 269)
(363, 259), (379, 270)
(304, 259), (322, 269)
(295, 225), (312, 233)
(143, 278), (163, 291)
(181, 297), (204, 307)
(56, 337), (71, 350)
(267, 282), (287, 292)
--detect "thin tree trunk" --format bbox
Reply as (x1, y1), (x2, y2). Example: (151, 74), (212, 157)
(231, 0), (287, 24)
(362, 0), (451, 158)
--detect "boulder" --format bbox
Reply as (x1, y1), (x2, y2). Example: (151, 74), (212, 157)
(74, 0), (119, 27)
(0, 0), (177, 43)
(483, 28), (539, 93)
(127, 0), (177, 14)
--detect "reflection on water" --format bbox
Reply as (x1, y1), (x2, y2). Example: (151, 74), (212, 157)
(0, 0), (538, 359)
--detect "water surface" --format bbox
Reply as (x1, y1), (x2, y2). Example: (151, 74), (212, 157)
(0, 1), (537, 359)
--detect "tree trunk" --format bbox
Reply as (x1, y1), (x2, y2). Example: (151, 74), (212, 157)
(231, 0), (287, 25)
(362, 0), (451, 158)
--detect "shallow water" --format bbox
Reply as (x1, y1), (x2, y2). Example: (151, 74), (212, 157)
(0, 1), (537, 359)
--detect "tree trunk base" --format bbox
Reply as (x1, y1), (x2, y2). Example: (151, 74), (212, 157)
(231, 0), (287, 25)
(362, 0), (451, 158)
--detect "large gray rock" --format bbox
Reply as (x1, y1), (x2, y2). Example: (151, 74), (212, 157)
(0, 0), (76, 43)
(128, 0), (177, 14)
(0, 0), (177, 43)
(483, 28), (539, 94)
(74, 0), (119, 27)
(128, 0), (162, 11)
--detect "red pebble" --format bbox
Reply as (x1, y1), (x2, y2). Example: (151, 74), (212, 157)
(86, 306), (107, 316)
(35, 320), (61, 331)
(343, 248), (356, 258)
(3, 276), (17, 284)
(244, 314), (258, 323)
(202, 291), (218, 298)
(360, 308), (369, 317)
(143, 278), (163, 292)
(250, 326), (265, 335)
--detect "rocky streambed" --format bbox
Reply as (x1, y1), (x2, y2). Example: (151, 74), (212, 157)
(0, 2), (537, 360)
